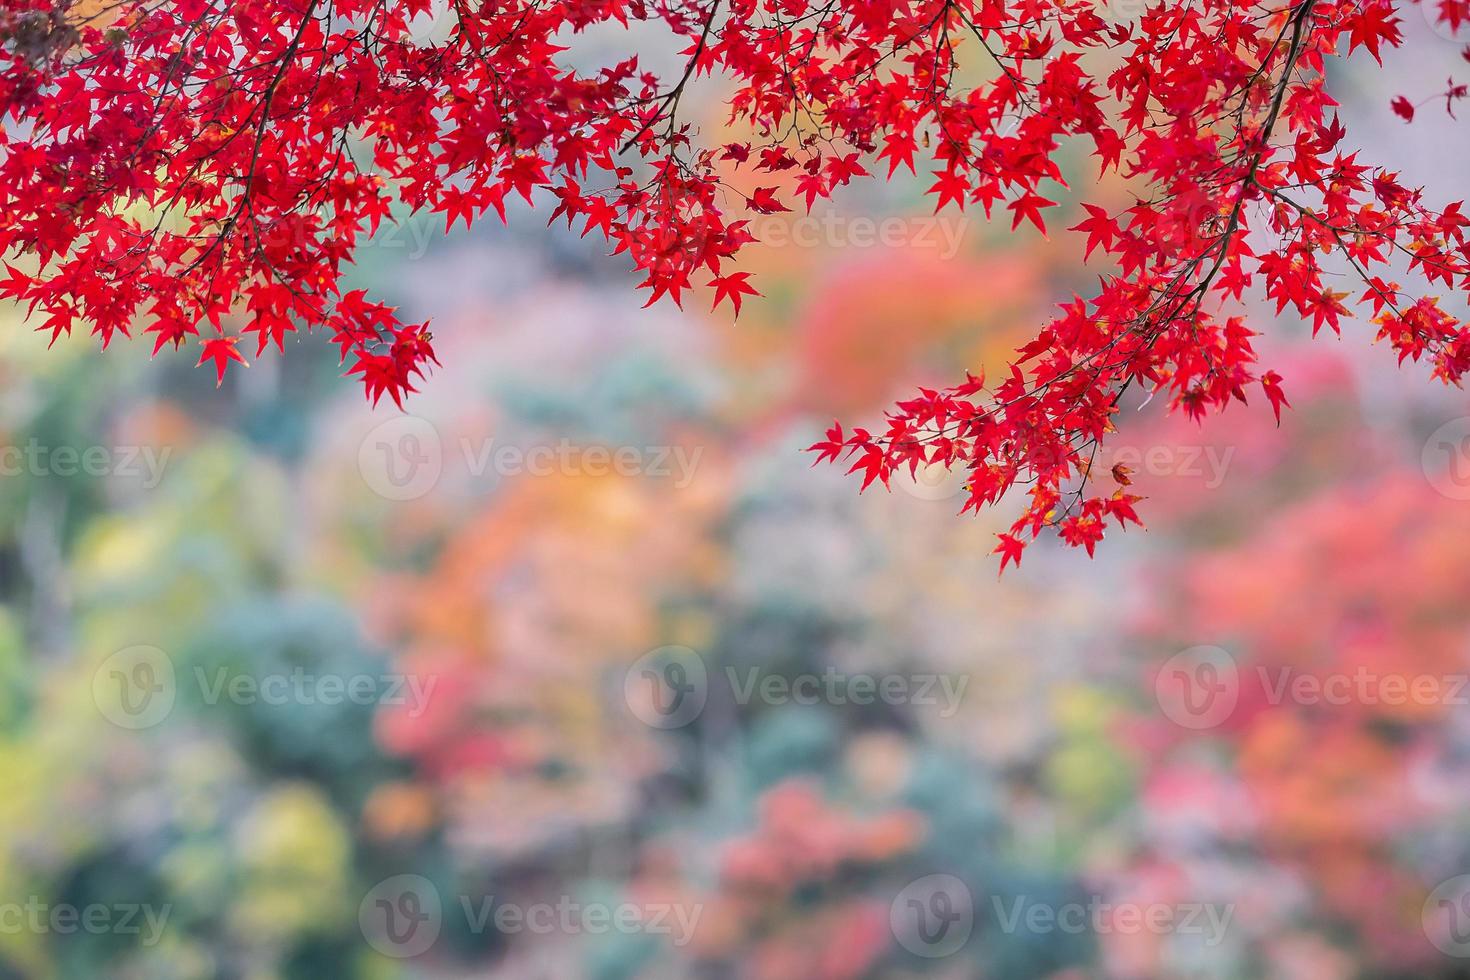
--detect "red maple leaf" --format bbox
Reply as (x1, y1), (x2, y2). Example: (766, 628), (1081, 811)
(708, 272), (759, 316)
(198, 337), (248, 387)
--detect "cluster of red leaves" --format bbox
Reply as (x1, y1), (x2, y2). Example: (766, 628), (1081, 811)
(0, 0), (1466, 562)
(805, 0), (1470, 568)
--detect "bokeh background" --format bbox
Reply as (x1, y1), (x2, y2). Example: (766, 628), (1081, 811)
(3, 6), (1470, 978)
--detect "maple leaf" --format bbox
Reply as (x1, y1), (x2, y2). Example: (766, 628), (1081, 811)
(877, 132), (917, 177)
(928, 169), (968, 212)
(824, 153), (868, 187)
(795, 172), (826, 212)
(1261, 371), (1290, 425)
(439, 186), (479, 232)
(845, 444), (889, 492)
(1106, 492), (1143, 528)
(348, 350), (417, 409)
(1070, 204), (1117, 260)
(197, 337), (248, 386)
(806, 422), (846, 467)
(1346, 0), (1402, 65)
(993, 533), (1025, 573)
(746, 187), (790, 214)
(1006, 191), (1056, 234)
(708, 272), (759, 316)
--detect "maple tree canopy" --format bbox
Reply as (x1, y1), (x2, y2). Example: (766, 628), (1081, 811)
(1, 0), (1467, 566)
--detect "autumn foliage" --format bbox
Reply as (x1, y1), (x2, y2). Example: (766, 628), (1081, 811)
(1, 0), (1467, 563)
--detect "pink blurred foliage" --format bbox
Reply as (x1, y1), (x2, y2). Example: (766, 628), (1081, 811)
(1122, 432), (1470, 969)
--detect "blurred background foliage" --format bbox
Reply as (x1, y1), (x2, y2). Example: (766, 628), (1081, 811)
(1, 17), (1470, 979)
